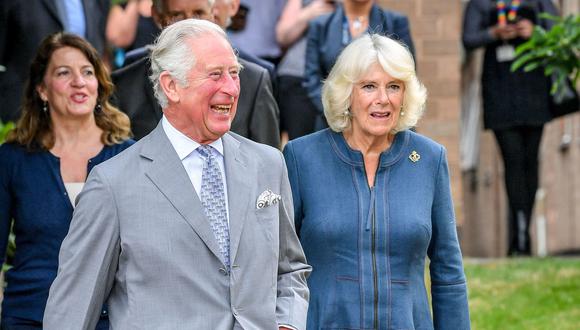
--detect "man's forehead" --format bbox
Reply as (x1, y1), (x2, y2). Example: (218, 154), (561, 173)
(165, 0), (211, 12)
(187, 35), (239, 67)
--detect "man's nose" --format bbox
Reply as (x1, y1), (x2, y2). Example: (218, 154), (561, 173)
(221, 73), (240, 98)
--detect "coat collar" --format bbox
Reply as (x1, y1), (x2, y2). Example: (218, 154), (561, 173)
(327, 129), (409, 167)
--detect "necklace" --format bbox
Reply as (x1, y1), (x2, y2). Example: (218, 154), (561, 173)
(350, 16), (366, 31)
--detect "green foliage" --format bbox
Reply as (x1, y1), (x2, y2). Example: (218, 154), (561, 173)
(465, 257), (580, 329)
(0, 120), (14, 144)
(511, 14), (580, 97)
(0, 120), (15, 273)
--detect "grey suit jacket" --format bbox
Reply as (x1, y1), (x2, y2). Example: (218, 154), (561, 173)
(44, 123), (311, 329)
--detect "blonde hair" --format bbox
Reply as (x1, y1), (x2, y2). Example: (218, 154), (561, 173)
(322, 34), (427, 133)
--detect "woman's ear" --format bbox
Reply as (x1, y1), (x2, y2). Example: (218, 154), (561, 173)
(159, 71), (180, 104)
(36, 84), (48, 102)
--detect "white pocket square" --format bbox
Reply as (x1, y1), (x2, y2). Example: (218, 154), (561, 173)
(256, 189), (281, 209)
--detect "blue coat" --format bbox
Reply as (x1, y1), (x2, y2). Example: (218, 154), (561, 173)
(283, 129), (470, 330)
(304, 4), (415, 118)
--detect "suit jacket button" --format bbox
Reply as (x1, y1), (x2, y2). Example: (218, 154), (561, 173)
(219, 267), (228, 275)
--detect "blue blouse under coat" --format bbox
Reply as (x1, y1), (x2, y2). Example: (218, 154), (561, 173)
(283, 129), (470, 330)
(0, 140), (134, 323)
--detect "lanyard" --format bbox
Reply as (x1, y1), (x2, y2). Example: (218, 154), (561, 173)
(497, 0), (521, 25)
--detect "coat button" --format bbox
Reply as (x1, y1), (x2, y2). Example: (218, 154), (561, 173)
(219, 267), (229, 275)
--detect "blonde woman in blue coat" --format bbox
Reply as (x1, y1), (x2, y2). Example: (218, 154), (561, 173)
(283, 34), (470, 330)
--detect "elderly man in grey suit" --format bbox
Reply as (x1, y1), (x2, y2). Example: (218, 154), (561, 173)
(44, 19), (311, 330)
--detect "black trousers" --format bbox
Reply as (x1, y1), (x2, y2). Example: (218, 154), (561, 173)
(494, 125), (544, 256)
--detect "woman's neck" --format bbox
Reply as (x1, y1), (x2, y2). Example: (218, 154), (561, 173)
(343, 0), (373, 18)
(50, 114), (103, 153)
(343, 128), (394, 156)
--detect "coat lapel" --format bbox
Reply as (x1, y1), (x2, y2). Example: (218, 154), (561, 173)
(222, 133), (252, 264)
(41, 0), (64, 26)
(140, 123), (223, 264)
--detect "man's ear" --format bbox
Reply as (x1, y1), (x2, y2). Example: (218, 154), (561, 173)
(159, 71), (180, 104)
(230, 0), (241, 16)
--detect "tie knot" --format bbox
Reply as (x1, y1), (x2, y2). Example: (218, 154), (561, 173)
(197, 145), (214, 160)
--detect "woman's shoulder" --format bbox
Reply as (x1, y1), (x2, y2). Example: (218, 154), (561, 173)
(109, 139), (135, 152)
(0, 142), (36, 159)
(405, 130), (446, 157)
(285, 129), (331, 151)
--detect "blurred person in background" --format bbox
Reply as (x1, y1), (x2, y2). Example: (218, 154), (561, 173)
(304, 0), (415, 131)
(113, 0), (280, 147)
(0, 32), (133, 330)
(462, 0), (559, 256)
(284, 34), (470, 330)
(213, 0), (277, 87)
(0, 0), (110, 123)
(276, 0), (335, 140)
(227, 0), (287, 66)
(106, 0), (160, 68)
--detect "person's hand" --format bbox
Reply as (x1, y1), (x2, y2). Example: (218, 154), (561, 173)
(301, 0), (335, 21)
(491, 23), (518, 40)
(515, 19), (534, 39)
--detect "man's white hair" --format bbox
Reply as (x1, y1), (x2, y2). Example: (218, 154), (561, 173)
(149, 19), (227, 108)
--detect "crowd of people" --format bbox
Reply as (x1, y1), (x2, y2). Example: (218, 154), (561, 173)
(0, 0), (566, 329)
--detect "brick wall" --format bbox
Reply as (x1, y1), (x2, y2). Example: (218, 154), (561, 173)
(377, 0), (465, 225)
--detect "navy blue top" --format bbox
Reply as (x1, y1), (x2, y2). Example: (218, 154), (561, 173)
(0, 140), (134, 322)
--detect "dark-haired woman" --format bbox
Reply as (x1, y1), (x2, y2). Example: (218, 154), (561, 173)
(0, 33), (133, 329)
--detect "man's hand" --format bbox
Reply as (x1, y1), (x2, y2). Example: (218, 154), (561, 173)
(516, 19), (534, 39)
(491, 23), (518, 40)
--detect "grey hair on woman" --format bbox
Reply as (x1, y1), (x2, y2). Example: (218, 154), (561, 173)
(149, 19), (226, 108)
(322, 33), (427, 133)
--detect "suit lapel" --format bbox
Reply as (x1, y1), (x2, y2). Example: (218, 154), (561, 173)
(141, 124), (223, 263)
(222, 133), (252, 264)
(41, 0), (64, 26)
(82, 0), (95, 42)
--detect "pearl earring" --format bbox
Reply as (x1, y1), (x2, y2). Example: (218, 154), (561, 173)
(400, 107), (405, 116)
(42, 101), (48, 113)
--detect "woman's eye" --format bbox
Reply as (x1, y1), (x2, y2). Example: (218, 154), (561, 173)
(83, 69), (94, 76)
(388, 84), (401, 91)
(56, 70), (69, 77)
(362, 84), (375, 90)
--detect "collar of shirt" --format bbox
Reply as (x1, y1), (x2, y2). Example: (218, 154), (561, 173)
(161, 117), (229, 219)
(161, 116), (224, 160)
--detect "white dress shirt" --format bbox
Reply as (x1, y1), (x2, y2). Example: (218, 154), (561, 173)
(162, 116), (230, 222)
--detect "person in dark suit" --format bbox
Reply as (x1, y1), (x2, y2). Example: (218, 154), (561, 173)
(0, 0), (110, 122)
(304, 0), (415, 130)
(462, 0), (558, 256)
(113, 0), (280, 147)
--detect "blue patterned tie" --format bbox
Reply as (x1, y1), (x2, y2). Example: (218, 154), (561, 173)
(198, 145), (230, 268)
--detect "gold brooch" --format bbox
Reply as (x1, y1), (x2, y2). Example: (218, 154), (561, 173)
(409, 150), (420, 163)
